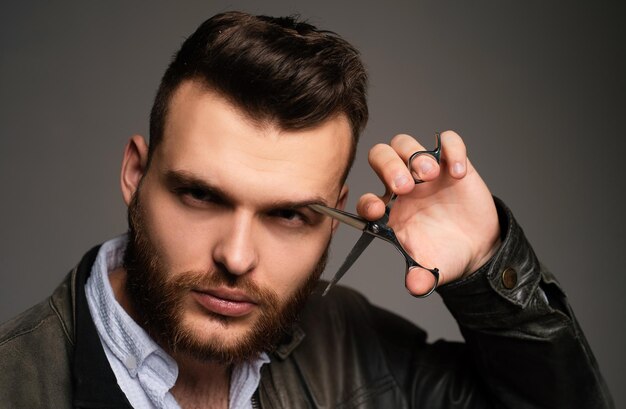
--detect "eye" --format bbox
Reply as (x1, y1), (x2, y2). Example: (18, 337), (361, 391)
(187, 188), (212, 202)
(175, 187), (223, 207)
(268, 208), (309, 225)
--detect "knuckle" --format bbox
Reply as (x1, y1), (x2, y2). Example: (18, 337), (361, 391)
(441, 131), (466, 156)
(441, 129), (460, 138)
(369, 142), (388, 155)
(441, 130), (464, 145)
(368, 143), (390, 164)
(390, 133), (413, 146)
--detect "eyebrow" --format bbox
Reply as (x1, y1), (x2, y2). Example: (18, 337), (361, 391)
(163, 169), (330, 210)
(164, 169), (233, 204)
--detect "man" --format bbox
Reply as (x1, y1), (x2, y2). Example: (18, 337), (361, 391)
(0, 10), (614, 409)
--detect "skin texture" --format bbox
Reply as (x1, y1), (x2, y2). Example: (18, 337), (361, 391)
(114, 80), (351, 406)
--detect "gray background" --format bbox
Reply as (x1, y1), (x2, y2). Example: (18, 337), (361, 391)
(1, 1), (624, 406)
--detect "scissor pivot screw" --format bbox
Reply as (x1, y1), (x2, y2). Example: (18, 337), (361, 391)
(371, 223), (380, 233)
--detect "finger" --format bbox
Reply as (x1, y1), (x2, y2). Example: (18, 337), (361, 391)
(390, 134), (440, 182)
(368, 143), (414, 195)
(356, 192), (386, 220)
(405, 267), (439, 297)
(440, 130), (468, 179)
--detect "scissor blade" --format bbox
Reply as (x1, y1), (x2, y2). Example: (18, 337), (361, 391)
(322, 232), (375, 296)
(308, 204), (367, 231)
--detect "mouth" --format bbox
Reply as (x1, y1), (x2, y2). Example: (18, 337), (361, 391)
(191, 288), (258, 318)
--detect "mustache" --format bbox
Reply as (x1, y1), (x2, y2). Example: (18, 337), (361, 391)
(166, 267), (278, 308)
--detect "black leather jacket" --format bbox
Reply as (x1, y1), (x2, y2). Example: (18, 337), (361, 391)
(0, 200), (614, 408)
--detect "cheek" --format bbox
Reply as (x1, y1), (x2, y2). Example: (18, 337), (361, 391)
(257, 226), (328, 295)
(141, 187), (217, 272)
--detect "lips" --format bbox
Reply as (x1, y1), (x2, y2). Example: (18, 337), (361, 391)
(192, 288), (258, 317)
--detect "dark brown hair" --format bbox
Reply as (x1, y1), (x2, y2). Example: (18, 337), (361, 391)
(148, 11), (368, 179)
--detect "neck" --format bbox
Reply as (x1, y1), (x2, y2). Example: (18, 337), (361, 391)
(109, 267), (232, 408)
(171, 353), (232, 409)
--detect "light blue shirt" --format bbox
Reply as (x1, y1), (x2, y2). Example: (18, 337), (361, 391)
(85, 235), (269, 409)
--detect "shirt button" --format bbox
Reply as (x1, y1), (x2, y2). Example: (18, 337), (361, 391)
(125, 356), (138, 371)
(501, 267), (518, 289)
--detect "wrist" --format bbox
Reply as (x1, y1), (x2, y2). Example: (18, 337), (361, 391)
(463, 235), (502, 278)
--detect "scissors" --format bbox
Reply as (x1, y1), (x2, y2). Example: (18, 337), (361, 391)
(309, 132), (442, 298)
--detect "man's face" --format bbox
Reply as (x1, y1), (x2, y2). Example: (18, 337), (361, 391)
(122, 81), (351, 363)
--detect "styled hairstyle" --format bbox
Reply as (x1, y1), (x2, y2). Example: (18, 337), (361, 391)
(148, 11), (368, 180)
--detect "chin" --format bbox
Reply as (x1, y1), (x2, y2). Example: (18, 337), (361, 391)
(186, 309), (258, 342)
(167, 307), (276, 364)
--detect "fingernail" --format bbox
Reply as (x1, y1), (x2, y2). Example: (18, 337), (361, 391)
(453, 162), (465, 175)
(394, 174), (410, 188)
(419, 160), (433, 175)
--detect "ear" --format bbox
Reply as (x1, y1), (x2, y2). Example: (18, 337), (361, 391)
(120, 135), (149, 206)
(332, 184), (349, 233)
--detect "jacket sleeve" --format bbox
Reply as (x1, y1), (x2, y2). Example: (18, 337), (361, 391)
(418, 197), (614, 408)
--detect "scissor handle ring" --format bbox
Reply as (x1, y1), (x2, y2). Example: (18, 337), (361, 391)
(406, 265), (440, 298)
(407, 132), (442, 184)
(390, 233), (440, 298)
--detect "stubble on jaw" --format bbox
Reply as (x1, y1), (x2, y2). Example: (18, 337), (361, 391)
(122, 188), (327, 365)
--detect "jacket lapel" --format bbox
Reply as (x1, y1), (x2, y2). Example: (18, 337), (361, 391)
(71, 245), (133, 409)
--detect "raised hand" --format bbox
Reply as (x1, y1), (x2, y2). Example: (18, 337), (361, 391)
(357, 131), (501, 296)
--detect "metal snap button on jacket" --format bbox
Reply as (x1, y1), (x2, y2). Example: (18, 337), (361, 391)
(501, 267), (518, 289)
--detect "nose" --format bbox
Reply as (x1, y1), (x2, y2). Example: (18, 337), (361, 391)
(212, 211), (258, 276)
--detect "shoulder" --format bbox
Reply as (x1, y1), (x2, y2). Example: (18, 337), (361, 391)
(0, 273), (75, 407)
(0, 272), (74, 347)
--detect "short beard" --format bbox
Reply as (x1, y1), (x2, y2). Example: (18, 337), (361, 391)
(123, 190), (327, 365)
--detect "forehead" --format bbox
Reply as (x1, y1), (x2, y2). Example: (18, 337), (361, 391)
(154, 81), (352, 204)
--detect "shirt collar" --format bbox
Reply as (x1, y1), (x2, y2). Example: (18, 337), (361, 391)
(85, 235), (179, 405)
